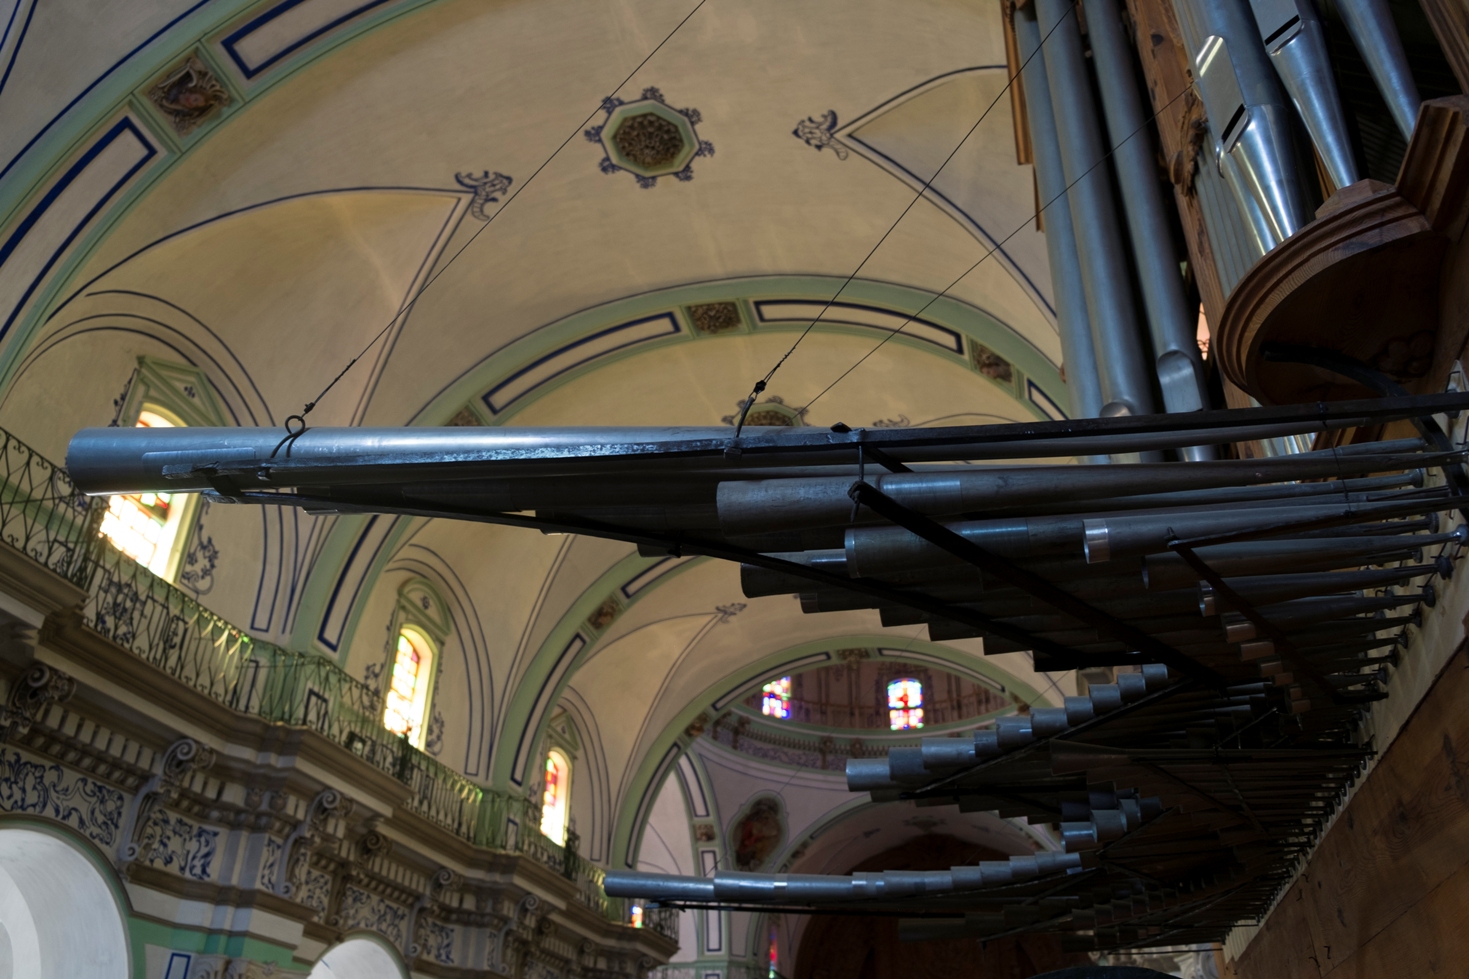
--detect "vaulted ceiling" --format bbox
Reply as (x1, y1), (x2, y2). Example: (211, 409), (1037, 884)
(0, 0), (1081, 874)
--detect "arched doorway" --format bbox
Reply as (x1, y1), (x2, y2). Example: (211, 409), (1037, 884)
(308, 935), (409, 979)
(792, 835), (1087, 979)
(0, 821), (131, 979)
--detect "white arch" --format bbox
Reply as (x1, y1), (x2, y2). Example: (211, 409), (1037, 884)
(308, 935), (408, 979)
(0, 824), (130, 979)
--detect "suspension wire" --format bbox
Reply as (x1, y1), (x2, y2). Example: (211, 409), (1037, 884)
(288, 0), (712, 429)
(798, 80), (1197, 415)
(729, 0), (1083, 438)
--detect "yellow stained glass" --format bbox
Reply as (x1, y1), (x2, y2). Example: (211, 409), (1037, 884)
(383, 630), (430, 741)
(540, 749), (570, 843)
(100, 410), (187, 576)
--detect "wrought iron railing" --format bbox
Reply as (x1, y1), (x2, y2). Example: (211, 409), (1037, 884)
(0, 426), (638, 930)
(0, 429), (96, 585)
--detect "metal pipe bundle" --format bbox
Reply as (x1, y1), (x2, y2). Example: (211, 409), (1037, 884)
(1084, 0), (1216, 454)
(1175, 0), (1312, 250)
(1035, 0), (1158, 420)
(60, 395), (1469, 952)
(1014, 1), (1106, 424)
(1247, 0), (1360, 190)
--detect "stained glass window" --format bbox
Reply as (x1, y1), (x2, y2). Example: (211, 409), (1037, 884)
(630, 903), (644, 928)
(887, 677), (924, 730)
(99, 409), (191, 578)
(761, 676), (791, 718)
(383, 627), (433, 746)
(540, 748), (571, 844)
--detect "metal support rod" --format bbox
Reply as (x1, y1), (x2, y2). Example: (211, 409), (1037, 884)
(1035, 0), (1158, 419)
(1084, 0), (1217, 460)
(1014, 2), (1105, 423)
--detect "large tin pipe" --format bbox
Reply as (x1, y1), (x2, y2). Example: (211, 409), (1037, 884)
(1336, 0), (1422, 140)
(602, 853), (1085, 904)
(716, 450), (1430, 535)
(1199, 564), (1435, 608)
(1176, 0), (1312, 250)
(1141, 534), (1439, 588)
(1014, 2), (1105, 422)
(1083, 0), (1215, 456)
(1035, 0), (1158, 419)
(1247, 0), (1359, 189)
(63, 408), (1448, 492)
(843, 497), (1442, 575)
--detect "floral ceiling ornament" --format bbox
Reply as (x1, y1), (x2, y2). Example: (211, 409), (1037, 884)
(455, 171), (514, 220)
(148, 56), (232, 136)
(793, 110), (849, 160)
(721, 394), (808, 428)
(585, 87), (713, 188)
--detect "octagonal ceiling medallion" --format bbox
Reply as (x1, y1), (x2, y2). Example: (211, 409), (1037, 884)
(585, 86), (713, 188)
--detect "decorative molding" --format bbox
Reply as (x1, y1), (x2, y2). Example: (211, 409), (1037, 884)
(117, 735), (216, 875)
(751, 299), (965, 354)
(0, 115), (159, 342)
(686, 301), (743, 335)
(490, 892), (540, 972)
(585, 87), (713, 188)
(482, 313), (682, 415)
(455, 170), (514, 220)
(147, 55), (232, 136)
(0, 659), (75, 742)
(407, 866), (458, 959)
(274, 787), (351, 898)
(792, 111), (849, 160)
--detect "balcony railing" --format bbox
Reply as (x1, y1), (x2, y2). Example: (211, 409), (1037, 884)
(0, 426), (652, 932)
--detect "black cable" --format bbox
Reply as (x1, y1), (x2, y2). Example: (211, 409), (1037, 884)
(730, 0), (1084, 437)
(799, 80), (1197, 415)
(291, 0), (711, 427)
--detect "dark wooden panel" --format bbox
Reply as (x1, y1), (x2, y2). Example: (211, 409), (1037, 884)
(1233, 644), (1469, 977)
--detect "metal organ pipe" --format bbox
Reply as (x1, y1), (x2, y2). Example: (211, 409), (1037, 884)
(1035, 0), (1158, 421)
(1082, 0), (1216, 460)
(1336, 0), (1423, 140)
(1246, 0), (1360, 190)
(1176, 0), (1312, 250)
(1014, 3), (1105, 423)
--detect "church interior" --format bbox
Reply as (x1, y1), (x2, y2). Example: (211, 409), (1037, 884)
(0, 0), (1466, 977)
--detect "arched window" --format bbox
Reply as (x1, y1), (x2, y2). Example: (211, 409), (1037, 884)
(540, 748), (571, 844)
(98, 408), (193, 578)
(761, 676), (791, 718)
(887, 678), (924, 730)
(383, 626), (435, 747)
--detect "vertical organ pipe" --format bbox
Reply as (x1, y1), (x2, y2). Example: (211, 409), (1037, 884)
(1336, 0), (1422, 140)
(1014, 3), (1105, 422)
(1175, 0), (1312, 251)
(1247, 0), (1360, 190)
(1035, 0), (1158, 419)
(1083, 0), (1217, 460)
